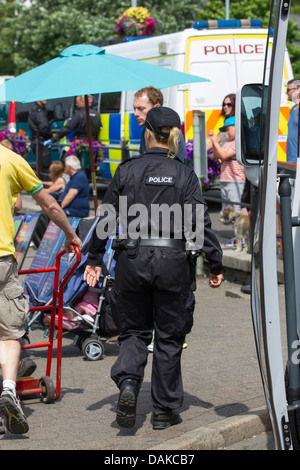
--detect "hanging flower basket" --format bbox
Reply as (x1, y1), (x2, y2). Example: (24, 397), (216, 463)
(116, 7), (156, 39)
(66, 139), (107, 170)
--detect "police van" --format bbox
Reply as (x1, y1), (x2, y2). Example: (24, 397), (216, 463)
(97, 19), (293, 179)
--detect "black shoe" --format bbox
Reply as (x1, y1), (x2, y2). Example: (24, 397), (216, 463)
(116, 379), (139, 428)
(152, 411), (182, 430)
(17, 358), (37, 378)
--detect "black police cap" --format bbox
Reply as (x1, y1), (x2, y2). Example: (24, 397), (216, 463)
(145, 106), (181, 137)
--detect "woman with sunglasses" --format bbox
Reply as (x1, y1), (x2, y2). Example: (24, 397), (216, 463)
(221, 94), (236, 118)
(206, 94), (236, 151)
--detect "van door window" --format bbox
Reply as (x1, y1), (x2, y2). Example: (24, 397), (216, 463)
(14, 97), (72, 128)
(100, 92), (121, 113)
(15, 102), (33, 123)
(45, 98), (72, 123)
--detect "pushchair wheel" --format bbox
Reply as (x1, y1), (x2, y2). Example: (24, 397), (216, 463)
(39, 376), (55, 404)
(81, 337), (104, 361)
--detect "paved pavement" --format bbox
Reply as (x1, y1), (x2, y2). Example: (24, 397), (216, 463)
(0, 191), (286, 451)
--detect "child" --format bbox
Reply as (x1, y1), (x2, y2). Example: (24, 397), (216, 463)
(42, 161), (69, 198)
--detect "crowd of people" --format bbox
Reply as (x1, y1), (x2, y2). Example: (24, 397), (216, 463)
(0, 79), (297, 436)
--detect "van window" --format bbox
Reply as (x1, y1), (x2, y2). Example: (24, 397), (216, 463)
(45, 98), (72, 122)
(0, 102), (9, 127)
(100, 92), (121, 113)
(15, 97), (72, 124)
(15, 102), (33, 123)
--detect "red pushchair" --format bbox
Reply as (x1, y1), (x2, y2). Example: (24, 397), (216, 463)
(16, 246), (81, 404)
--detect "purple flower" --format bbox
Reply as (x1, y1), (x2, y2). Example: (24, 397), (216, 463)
(67, 139), (107, 161)
(185, 139), (221, 189)
(0, 128), (30, 157)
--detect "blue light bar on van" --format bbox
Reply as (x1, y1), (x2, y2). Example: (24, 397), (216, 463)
(193, 19), (262, 30)
(123, 36), (151, 42)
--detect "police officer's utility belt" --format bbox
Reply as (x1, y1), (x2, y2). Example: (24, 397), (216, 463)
(111, 237), (185, 259)
(139, 239), (185, 250)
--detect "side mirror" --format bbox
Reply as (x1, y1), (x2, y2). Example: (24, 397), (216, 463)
(236, 83), (268, 166)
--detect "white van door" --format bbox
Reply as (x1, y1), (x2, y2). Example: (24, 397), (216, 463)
(233, 33), (266, 86)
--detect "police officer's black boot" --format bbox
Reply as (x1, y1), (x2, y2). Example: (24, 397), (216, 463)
(152, 411), (182, 430)
(116, 379), (139, 428)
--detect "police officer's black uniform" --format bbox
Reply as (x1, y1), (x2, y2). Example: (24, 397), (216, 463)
(28, 102), (52, 179)
(86, 107), (223, 428)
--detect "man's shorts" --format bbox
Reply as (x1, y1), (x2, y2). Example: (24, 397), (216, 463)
(0, 256), (28, 341)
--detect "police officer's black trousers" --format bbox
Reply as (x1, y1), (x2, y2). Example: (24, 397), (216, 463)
(110, 246), (195, 415)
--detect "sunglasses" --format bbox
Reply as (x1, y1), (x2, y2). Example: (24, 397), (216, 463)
(223, 102), (232, 107)
(286, 88), (295, 92)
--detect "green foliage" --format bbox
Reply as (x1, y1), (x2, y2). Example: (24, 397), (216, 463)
(292, 0), (300, 15)
(0, 0), (202, 74)
(198, 0), (271, 27)
(0, 0), (20, 74)
(0, 0), (299, 76)
(142, 1), (201, 34)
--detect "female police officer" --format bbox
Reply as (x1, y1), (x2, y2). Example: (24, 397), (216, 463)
(84, 107), (223, 430)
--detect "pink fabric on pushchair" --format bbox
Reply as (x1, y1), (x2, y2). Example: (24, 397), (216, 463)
(73, 290), (99, 318)
(44, 290), (100, 331)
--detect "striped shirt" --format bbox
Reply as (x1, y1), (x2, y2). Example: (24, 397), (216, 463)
(220, 140), (246, 183)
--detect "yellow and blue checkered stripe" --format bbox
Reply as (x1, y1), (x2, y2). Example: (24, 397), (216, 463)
(100, 113), (143, 179)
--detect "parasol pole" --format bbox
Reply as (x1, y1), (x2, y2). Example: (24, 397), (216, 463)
(84, 95), (98, 214)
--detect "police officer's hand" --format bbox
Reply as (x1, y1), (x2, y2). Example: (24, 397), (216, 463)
(209, 273), (223, 288)
(83, 265), (101, 287)
(43, 139), (52, 147)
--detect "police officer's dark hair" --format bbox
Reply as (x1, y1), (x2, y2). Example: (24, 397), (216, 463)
(134, 87), (163, 107)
